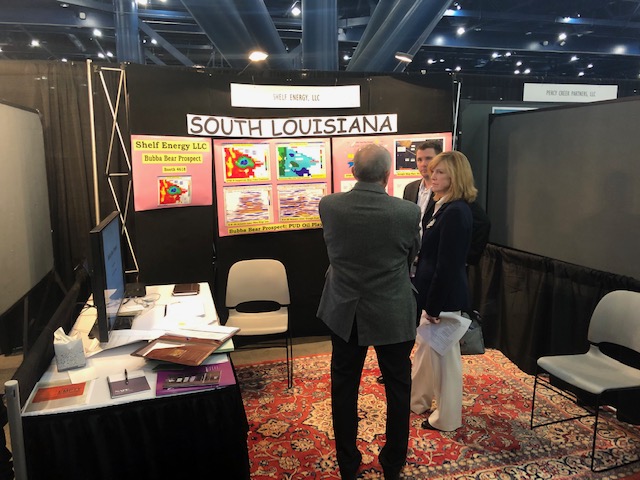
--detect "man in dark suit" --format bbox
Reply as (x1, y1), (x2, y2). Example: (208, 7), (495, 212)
(317, 143), (420, 480)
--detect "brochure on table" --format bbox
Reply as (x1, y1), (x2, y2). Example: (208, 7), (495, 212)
(22, 283), (233, 416)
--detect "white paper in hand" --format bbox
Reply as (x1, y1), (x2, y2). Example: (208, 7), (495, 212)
(417, 312), (471, 356)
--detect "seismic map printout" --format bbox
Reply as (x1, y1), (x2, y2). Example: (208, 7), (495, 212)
(276, 142), (327, 180)
(276, 183), (326, 223)
(214, 138), (330, 236)
(332, 132), (452, 197)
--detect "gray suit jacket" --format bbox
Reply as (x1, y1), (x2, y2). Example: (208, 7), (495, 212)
(317, 182), (421, 345)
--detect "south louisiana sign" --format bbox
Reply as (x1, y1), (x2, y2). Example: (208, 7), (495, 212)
(186, 114), (397, 138)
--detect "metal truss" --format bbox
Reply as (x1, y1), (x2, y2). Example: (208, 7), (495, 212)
(86, 60), (140, 276)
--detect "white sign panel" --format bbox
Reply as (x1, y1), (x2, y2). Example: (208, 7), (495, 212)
(230, 84), (361, 109)
(523, 83), (618, 103)
(187, 114), (397, 138)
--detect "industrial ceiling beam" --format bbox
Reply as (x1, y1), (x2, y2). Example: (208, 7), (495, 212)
(139, 21), (193, 66)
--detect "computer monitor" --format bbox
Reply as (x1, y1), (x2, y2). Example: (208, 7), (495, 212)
(89, 211), (126, 343)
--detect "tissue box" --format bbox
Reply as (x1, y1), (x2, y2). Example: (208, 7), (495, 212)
(55, 337), (87, 371)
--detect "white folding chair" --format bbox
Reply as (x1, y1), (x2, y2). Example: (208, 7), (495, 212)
(225, 259), (293, 388)
(530, 290), (640, 472)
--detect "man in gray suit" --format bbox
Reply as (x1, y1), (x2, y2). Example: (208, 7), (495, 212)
(317, 143), (420, 480)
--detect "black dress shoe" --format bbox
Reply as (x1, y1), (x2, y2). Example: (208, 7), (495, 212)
(421, 419), (440, 431)
(381, 464), (401, 480)
(376, 375), (385, 384)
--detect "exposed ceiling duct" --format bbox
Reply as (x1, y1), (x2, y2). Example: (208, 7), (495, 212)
(180, 0), (290, 69)
(347, 0), (450, 72)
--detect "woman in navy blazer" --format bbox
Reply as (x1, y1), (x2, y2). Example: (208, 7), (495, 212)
(411, 151), (476, 432)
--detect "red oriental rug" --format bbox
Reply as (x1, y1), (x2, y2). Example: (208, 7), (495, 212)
(235, 349), (640, 479)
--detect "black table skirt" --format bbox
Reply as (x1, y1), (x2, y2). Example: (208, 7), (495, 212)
(22, 384), (250, 480)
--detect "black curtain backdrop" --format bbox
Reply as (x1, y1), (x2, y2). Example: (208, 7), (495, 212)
(0, 60), (131, 353)
(469, 244), (640, 375)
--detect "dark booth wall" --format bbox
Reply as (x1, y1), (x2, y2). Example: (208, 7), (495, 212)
(474, 95), (640, 390)
(487, 97), (640, 281)
(457, 99), (559, 211)
(125, 66), (453, 336)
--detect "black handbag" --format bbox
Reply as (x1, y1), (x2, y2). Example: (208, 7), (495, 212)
(460, 310), (485, 355)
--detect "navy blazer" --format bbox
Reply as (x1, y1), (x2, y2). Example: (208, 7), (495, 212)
(413, 199), (472, 317)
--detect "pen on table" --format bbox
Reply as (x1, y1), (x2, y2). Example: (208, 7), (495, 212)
(124, 369), (129, 385)
(164, 304), (167, 317)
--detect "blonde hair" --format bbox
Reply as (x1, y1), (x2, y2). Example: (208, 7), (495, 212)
(429, 151), (478, 202)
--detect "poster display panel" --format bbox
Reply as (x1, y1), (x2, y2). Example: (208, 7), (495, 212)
(214, 138), (331, 236)
(332, 132), (452, 198)
(131, 135), (213, 211)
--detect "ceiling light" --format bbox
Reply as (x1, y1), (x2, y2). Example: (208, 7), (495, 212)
(151, 38), (158, 45)
(93, 29), (102, 37)
(30, 39), (40, 47)
(455, 66), (461, 71)
(524, 68), (531, 74)
(514, 70), (520, 74)
(491, 52), (499, 59)
(343, 54), (350, 61)
(106, 51), (113, 57)
(562, 17), (571, 23)
(504, 52), (512, 57)
(587, 63), (593, 68)
(434, 36), (445, 45)
(98, 52), (105, 58)
(427, 59), (435, 64)
(291, 2), (301, 16)
(60, 2), (69, 7)
(456, 27), (465, 36)
(558, 33), (567, 41)
(394, 52), (413, 63)
(516, 61), (522, 66)
(613, 46), (626, 54)
(61, 58), (67, 62)
(578, 71), (585, 76)
(136, 0), (148, 5)
(248, 50), (268, 62)
(570, 55), (578, 62)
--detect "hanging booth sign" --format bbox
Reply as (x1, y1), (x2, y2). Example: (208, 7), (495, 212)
(230, 84), (361, 109)
(131, 134), (213, 211)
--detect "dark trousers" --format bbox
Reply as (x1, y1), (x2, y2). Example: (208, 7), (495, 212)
(0, 403), (13, 480)
(330, 328), (414, 479)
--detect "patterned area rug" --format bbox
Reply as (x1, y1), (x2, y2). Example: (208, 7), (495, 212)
(236, 349), (640, 479)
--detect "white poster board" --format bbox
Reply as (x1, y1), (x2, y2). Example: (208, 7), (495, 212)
(0, 102), (54, 315)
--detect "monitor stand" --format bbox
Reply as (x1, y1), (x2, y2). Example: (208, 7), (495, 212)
(112, 316), (134, 331)
(125, 283), (147, 298)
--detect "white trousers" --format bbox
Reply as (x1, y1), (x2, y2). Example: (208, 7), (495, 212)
(410, 315), (463, 431)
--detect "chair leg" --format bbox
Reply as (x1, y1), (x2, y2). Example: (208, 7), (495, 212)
(590, 396), (601, 472)
(285, 330), (293, 389)
(530, 372), (539, 429)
